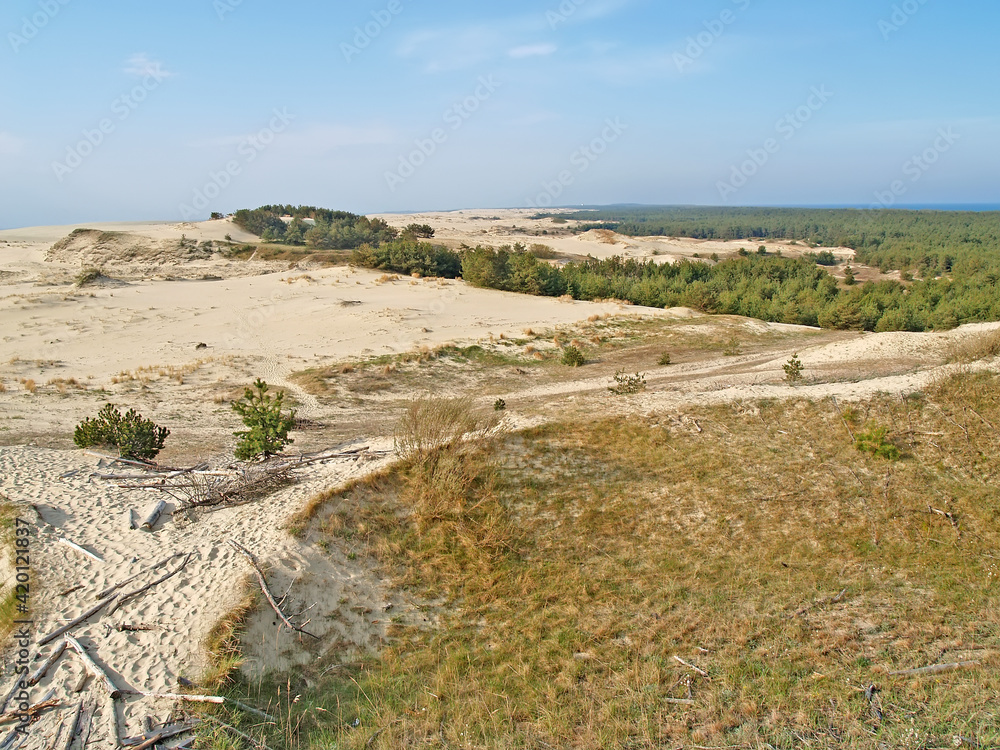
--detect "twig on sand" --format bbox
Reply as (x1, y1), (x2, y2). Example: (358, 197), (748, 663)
(97, 552), (186, 599)
(38, 596), (117, 646)
(27, 640), (67, 686)
(227, 540), (319, 639)
(57, 538), (103, 563)
(107, 553), (193, 616)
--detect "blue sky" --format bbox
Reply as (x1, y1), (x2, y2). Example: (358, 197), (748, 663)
(1, 0), (998, 227)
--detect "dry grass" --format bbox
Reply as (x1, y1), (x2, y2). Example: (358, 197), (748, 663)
(19, 378), (35, 394)
(945, 327), (1000, 364)
(0, 501), (21, 643)
(214, 371), (1000, 749)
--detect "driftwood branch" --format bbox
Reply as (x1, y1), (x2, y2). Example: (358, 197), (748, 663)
(228, 540), (319, 639)
(140, 500), (167, 531)
(65, 637), (120, 699)
(57, 538), (103, 563)
(0, 694), (59, 726)
(27, 640), (67, 686)
(121, 690), (223, 704)
(38, 596), (117, 646)
(97, 552), (185, 600)
(61, 700), (84, 750)
(226, 698), (276, 722)
(107, 553), (193, 616)
(124, 721), (200, 749)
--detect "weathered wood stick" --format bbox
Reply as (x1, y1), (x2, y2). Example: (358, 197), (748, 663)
(227, 540), (319, 639)
(662, 697), (696, 706)
(84, 451), (156, 468)
(122, 722), (200, 747)
(26, 640), (67, 686)
(140, 500), (167, 531)
(673, 655), (709, 678)
(125, 509), (137, 531)
(38, 596), (117, 646)
(127, 722), (199, 750)
(890, 660), (979, 677)
(62, 701), (83, 750)
(226, 697), (276, 722)
(107, 554), (193, 616)
(57, 538), (103, 563)
(124, 690), (222, 704)
(108, 697), (123, 749)
(65, 637), (120, 699)
(97, 553), (185, 599)
(0, 690), (58, 725)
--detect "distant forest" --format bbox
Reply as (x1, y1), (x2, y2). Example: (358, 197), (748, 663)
(551, 206), (1000, 279)
(234, 205), (1000, 333)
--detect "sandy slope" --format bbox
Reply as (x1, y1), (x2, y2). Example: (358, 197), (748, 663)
(0, 214), (993, 748)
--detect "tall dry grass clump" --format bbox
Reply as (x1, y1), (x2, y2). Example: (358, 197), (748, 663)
(945, 326), (1000, 363)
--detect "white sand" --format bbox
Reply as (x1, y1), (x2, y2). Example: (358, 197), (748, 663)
(0, 213), (995, 748)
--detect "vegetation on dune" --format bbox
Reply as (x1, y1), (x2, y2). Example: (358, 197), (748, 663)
(229, 205), (1000, 333)
(73, 403), (169, 460)
(201, 371), (1000, 749)
(231, 379), (296, 461)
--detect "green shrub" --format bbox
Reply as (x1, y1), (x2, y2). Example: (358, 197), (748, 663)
(854, 422), (901, 460)
(609, 370), (646, 395)
(658, 352), (671, 366)
(75, 268), (104, 287)
(73, 403), (169, 460)
(561, 346), (586, 367)
(494, 398), (506, 412)
(231, 379), (296, 460)
(783, 353), (804, 383)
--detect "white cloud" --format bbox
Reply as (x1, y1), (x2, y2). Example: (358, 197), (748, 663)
(124, 53), (173, 79)
(508, 43), (557, 59)
(195, 123), (396, 152)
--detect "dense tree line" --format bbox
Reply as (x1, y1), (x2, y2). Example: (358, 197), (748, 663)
(551, 206), (1000, 279)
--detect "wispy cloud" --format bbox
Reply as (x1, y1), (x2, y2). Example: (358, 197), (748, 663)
(509, 43), (557, 59)
(124, 53), (173, 79)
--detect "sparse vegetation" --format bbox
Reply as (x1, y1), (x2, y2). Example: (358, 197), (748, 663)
(494, 398), (506, 412)
(74, 267), (105, 286)
(208, 370), (1000, 749)
(609, 369), (646, 394)
(73, 403), (169, 460)
(783, 353), (805, 383)
(658, 351), (671, 365)
(854, 422), (901, 460)
(231, 379), (296, 461)
(561, 346), (586, 367)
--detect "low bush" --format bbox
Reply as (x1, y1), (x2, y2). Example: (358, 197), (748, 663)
(73, 403), (169, 460)
(561, 346), (586, 367)
(609, 369), (646, 395)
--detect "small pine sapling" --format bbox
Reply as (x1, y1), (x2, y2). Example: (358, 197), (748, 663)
(231, 379), (296, 460)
